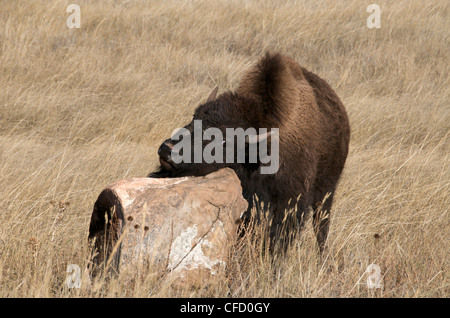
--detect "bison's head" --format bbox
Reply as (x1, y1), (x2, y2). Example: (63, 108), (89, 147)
(149, 87), (278, 178)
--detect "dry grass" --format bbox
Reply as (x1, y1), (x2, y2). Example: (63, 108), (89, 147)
(0, 0), (448, 297)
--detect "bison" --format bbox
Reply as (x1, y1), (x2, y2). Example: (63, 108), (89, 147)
(149, 53), (350, 253)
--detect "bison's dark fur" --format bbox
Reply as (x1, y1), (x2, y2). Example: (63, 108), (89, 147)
(149, 53), (350, 253)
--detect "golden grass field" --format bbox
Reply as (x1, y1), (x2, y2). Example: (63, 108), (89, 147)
(0, 0), (448, 297)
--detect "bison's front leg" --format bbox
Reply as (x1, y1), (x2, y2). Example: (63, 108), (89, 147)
(313, 212), (330, 255)
(312, 192), (334, 255)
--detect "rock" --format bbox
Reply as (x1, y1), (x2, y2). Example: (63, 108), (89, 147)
(88, 168), (248, 287)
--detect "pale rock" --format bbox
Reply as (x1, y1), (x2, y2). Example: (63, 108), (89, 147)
(88, 168), (247, 287)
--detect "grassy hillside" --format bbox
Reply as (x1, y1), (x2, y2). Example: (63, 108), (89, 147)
(0, 0), (448, 297)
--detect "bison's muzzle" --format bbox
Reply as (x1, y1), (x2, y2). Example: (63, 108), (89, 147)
(158, 139), (175, 170)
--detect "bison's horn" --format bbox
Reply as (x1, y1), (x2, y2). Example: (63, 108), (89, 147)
(206, 86), (219, 103)
(245, 131), (272, 144)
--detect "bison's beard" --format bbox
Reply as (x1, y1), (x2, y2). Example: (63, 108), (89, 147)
(147, 166), (172, 178)
(148, 163), (223, 179)
(148, 164), (192, 178)
(148, 158), (260, 179)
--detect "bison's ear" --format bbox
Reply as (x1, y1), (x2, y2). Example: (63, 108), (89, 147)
(206, 86), (219, 103)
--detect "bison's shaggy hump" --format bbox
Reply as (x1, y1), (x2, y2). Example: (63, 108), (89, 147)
(236, 52), (306, 123)
(150, 52), (350, 254)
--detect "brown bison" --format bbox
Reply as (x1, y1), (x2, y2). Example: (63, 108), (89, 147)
(149, 53), (350, 253)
